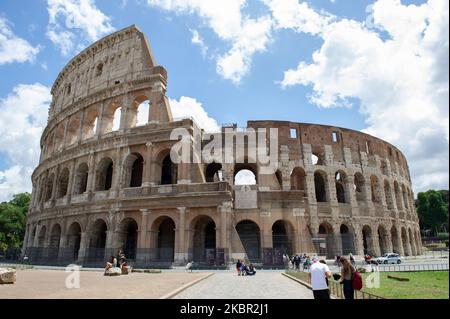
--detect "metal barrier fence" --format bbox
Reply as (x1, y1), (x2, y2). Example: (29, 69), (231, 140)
(376, 263), (449, 272)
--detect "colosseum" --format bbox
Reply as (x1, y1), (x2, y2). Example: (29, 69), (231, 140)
(22, 25), (422, 267)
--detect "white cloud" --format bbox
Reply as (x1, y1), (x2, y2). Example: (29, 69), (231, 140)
(274, 0), (449, 193)
(190, 29), (208, 57)
(0, 17), (40, 65)
(0, 83), (52, 202)
(46, 0), (115, 55)
(147, 0), (272, 83)
(170, 96), (220, 132)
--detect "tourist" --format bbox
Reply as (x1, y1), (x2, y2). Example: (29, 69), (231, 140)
(319, 260), (329, 287)
(246, 264), (256, 276)
(309, 256), (332, 299)
(105, 255), (117, 270)
(120, 257), (131, 274)
(349, 253), (356, 267)
(240, 261), (247, 276)
(339, 256), (356, 300)
(186, 261), (194, 272)
(236, 259), (242, 276)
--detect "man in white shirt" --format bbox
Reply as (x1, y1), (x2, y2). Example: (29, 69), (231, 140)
(309, 256), (332, 299)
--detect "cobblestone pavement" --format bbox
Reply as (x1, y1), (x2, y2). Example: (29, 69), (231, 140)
(0, 269), (211, 299)
(173, 271), (313, 299)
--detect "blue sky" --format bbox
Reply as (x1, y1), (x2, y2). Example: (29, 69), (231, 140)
(0, 0), (448, 201)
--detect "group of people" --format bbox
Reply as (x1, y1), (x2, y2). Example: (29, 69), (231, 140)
(335, 253), (356, 267)
(104, 250), (130, 274)
(309, 254), (358, 300)
(284, 254), (313, 270)
(235, 260), (256, 276)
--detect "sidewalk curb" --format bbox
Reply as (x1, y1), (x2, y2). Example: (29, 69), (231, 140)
(159, 272), (215, 299)
(282, 272), (338, 299)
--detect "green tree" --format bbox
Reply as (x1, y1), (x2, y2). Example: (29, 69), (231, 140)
(0, 192), (30, 252)
(416, 190), (448, 235)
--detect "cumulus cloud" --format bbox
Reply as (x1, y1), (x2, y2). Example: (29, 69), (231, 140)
(272, 0), (449, 193)
(0, 17), (41, 65)
(170, 96), (220, 132)
(147, 0), (272, 84)
(190, 29), (208, 57)
(46, 0), (115, 55)
(0, 83), (52, 202)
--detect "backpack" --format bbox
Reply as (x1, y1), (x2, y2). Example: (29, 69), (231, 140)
(352, 271), (363, 290)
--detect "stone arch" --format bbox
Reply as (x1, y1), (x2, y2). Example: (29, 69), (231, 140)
(123, 153), (144, 188)
(82, 107), (98, 140)
(314, 170), (328, 202)
(370, 175), (382, 204)
(151, 216), (176, 261)
(190, 215), (217, 263)
(401, 227), (410, 256)
(56, 167), (70, 198)
(272, 220), (295, 260)
(354, 172), (366, 201)
(362, 225), (375, 256)
(340, 224), (355, 255)
(116, 218), (138, 260)
(317, 222), (335, 258)
(66, 222), (82, 261)
(87, 219), (108, 261)
(234, 163), (258, 185)
(130, 95), (150, 127)
(391, 225), (401, 254)
(335, 170), (348, 204)
(384, 180), (394, 210)
(95, 157), (114, 191)
(48, 224), (61, 261)
(205, 162), (222, 182)
(291, 167), (306, 195)
(44, 173), (55, 202)
(73, 163), (89, 195)
(66, 113), (81, 145)
(378, 225), (389, 255)
(394, 181), (403, 210)
(54, 123), (65, 151)
(235, 220), (261, 261)
(101, 101), (122, 134)
(155, 149), (178, 185)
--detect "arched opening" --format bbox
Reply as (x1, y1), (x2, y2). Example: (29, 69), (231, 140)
(44, 174), (55, 202)
(66, 114), (81, 145)
(56, 168), (70, 198)
(157, 217), (175, 261)
(234, 163), (257, 186)
(335, 171), (347, 203)
(136, 99), (150, 126)
(192, 216), (216, 263)
(378, 226), (389, 255)
(117, 218), (138, 260)
(275, 170), (283, 189)
(314, 171), (327, 202)
(354, 173), (366, 201)
(401, 227), (409, 256)
(236, 220), (261, 261)
(82, 108), (98, 140)
(48, 224), (61, 262)
(66, 222), (81, 262)
(88, 219), (108, 262)
(340, 224), (354, 255)
(73, 163), (88, 195)
(317, 223), (335, 258)
(391, 226), (401, 254)
(112, 107), (122, 131)
(291, 167), (306, 195)
(272, 220), (294, 263)
(205, 162), (223, 182)
(130, 154), (144, 187)
(362, 225), (374, 256)
(161, 154), (177, 185)
(54, 124), (65, 151)
(384, 180), (394, 209)
(371, 175), (382, 203)
(95, 157), (113, 191)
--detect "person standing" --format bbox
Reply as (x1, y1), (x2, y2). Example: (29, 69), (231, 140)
(339, 256), (356, 300)
(309, 256), (332, 299)
(236, 259), (242, 276)
(349, 253), (356, 267)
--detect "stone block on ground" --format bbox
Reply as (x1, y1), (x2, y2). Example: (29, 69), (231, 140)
(0, 267), (17, 284)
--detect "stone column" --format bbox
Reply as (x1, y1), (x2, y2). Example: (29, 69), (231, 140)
(175, 207), (187, 263)
(68, 159), (77, 199)
(353, 225), (365, 257)
(77, 231), (89, 264)
(86, 152), (96, 194)
(77, 109), (85, 143)
(137, 209), (149, 262)
(62, 118), (69, 148)
(142, 142), (155, 187)
(95, 102), (105, 138)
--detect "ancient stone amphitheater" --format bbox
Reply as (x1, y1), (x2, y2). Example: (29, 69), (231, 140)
(23, 25), (421, 267)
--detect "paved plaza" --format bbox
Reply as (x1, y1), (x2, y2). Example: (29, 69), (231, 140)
(0, 269), (211, 299)
(173, 271), (313, 299)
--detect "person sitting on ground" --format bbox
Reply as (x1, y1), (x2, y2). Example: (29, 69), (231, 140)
(119, 257), (131, 274)
(240, 261), (247, 276)
(105, 255), (118, 271)
(246, 263), (256, 276)
(236, 260), (242, 276)
(186, 261), (194, 272)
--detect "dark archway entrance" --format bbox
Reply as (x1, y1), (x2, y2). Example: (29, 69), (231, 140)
(340, 224), (354, 255)
(236, 220), (261, 261)
(66, 223), (81, 262)
(272, 220), (293, 264)
(88, 219), (107, 262)
(192, 216), (216, 263)
(48, 224), (61, 262)
(157, 218), (175, 261)
(117, 218), (138, 260)
(317, 223), (335, 259)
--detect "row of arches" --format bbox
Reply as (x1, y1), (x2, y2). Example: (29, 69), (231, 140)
(45, 97), (151, 155)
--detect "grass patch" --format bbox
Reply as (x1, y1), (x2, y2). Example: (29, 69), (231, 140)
(361, 271), (449, 299)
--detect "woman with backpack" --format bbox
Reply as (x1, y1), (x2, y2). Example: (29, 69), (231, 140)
(339, 256), (356, 299)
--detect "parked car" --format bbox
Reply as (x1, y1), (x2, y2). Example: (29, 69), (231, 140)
(377, 253), (402, 264)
